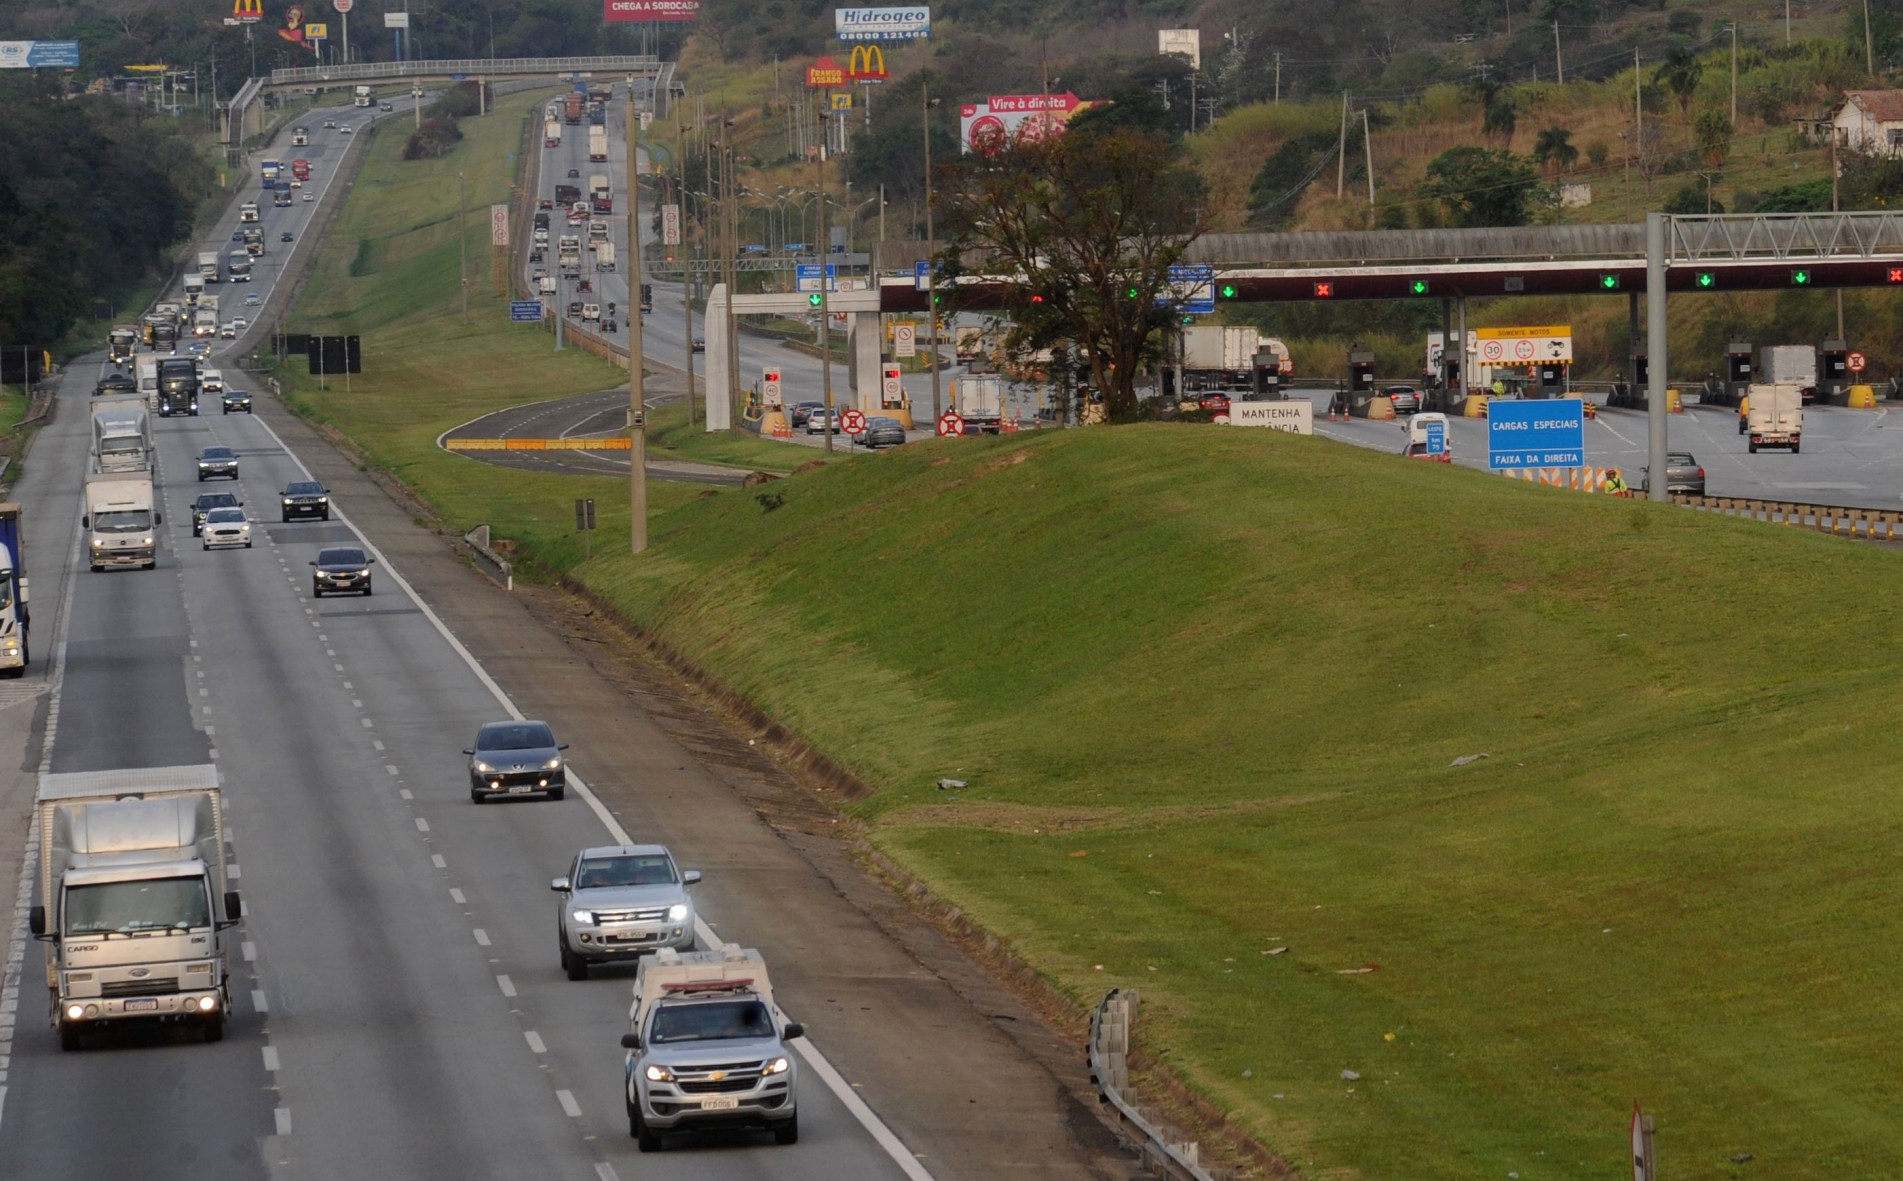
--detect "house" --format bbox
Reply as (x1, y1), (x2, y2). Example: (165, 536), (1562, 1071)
(1830, 90), (1903, 154)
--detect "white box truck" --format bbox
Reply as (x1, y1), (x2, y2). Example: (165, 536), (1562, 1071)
(197, 251), (221, 283)
(1758, 345), (1818, 404)
(588, 125), (608, 162)
(29, 766), (238, 1049)
(1746, 383), (1803, 453)
(596, 241), (616, 272)
(953, 375), (1004, 433)
(90, 397), (151, 474)
(83, 470), (159, 570)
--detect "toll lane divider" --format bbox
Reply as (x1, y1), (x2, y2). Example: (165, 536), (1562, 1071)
(1498, 467), (1614, 493)
(1672, 495), (1903, 541)
(444, 437), (631, 451)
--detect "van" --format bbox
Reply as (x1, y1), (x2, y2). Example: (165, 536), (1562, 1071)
(1402, 413), (1452, 462)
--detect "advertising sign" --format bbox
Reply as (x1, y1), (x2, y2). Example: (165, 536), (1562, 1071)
(1487, 399), (1585, 469)
(847, 44), (888, 82)
(0, 41), (79, 68)
(835, 6), (931, 41)
(490, 204), (509, 247)
(661, 203), (681, 246)
(510, 301), (544, 322)
(605, 0), (699, 20)
(233, 0), (264, 23)
(304, 22), (328, 40)
(806, 56), (845, 87)
(830, 92), (852, 111)
(1228, 401), (1313, 433)
(1157, 28), (1200, 69)
(383, 11), (408, 26)
(1474, 324), (1573, 364)
(959, 93), (1085, 153)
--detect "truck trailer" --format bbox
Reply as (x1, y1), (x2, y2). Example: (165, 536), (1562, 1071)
(0, 504), (31, 676)
(197, 251), (221, 283)
(1758, 345), (1818, 405)
(29, 766), (238, 1048)
(588, 126), (608, 163)
(1746, 383), (1803, 453)
(90, 396), (152, 474)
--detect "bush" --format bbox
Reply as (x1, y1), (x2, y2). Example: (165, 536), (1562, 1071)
(403, 117), (464, 160)
(1663, 181), (1723, 215)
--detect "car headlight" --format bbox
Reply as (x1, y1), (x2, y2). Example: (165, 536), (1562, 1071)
(644, 1064), (675, 1082)
(358, 568), (370, 577)
(763, 1056), (790, 1076)
(318, 497), (329, 504)
(282, 497), (293, 504)
(571, 909), (595, 925)
(543, 756), (563, 770)
(473, 760), (494, 773)
(666, 903), (688, 923)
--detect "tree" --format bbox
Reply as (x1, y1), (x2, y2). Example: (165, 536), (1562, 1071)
(1694, 110), (1733, 165)
(1420, 146), (1541, 227)
(1483, 94), (1518, 145)
(1653, 47), (1704, 136)
(1532, 125), (1578, 175)
(939, 124), (1212, 420)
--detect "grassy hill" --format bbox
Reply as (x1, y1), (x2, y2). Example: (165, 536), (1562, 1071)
(570, 424), (1903, 1179)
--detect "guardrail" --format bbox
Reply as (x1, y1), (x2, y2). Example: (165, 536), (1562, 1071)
(462, 524), (513, 591)
(269, 57), (662, 85)
(1672, 494), (1903, 539)
(1089, 991), (1228, 1181)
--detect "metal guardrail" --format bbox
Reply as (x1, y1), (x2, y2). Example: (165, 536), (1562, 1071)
(462, 524), (513, 590)
(1089, 991), (1225, 1181)
(269, 57), (662, 85)
(1672, 494), (1903, 539)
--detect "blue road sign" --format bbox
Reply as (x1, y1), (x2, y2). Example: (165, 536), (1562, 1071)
(1487, 398), (1585, 469)
(915, 259), (932, 292)
(796, 263), (837, 293)
(0, 41), (80, 69)
(509, 300), (544, 323)
(1425, 420), (1446, 456)
(1163, 264), (1215, 314)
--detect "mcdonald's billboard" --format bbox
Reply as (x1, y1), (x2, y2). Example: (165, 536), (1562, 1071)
(805, 56), (844, 88)
(232, 0), (263, 23)
(846, 44), (887, 83)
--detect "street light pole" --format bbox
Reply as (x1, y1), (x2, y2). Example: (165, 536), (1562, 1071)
(818, 109), (834, 453)
(457, 170), (469, 323)
(923, 84), (941, 422)
(678, 114), (695, 426)
(627, 75), (648, 554)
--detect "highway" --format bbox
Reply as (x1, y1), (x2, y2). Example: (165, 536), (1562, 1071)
(0, 91), (1127, 1181)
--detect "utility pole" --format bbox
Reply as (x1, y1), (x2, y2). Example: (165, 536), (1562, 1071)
(1336, 91), (1349, 198)
(1273, 52), (1281, 104)
(1730, 23), (1739, 129)
(1554, 21), (1564, 84)
(678, 114), (694, 426)
(923, 84), (942, 422)
(722, 119), (740, 430)
(1786, 0), (1792, 45)
(626, 76), (647, 554)
(1634, 48), (1642, 153)
(1834, 131), (1846, 340)
(818, 109), (835, 453)
(457, 171), (468, 323)
(1865, 0), (1876, 76)
(1362, 107), (1375, 205)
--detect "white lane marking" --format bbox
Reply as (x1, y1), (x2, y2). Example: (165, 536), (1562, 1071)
(208, 748), (220, 761)
(524, 1030), (547, 1054)
(372, 740), (384, 751)
(242, 941), (258, 962)
(556, 1089), (582, 1118)
(431, 855), (447, 869)
(246, 411), (939, 1180)
(399, 789), (413, 801)
(262, 1045), (280, 1072)
(251, 989), (270, 1013)
(414, 817), (430, 833)
(594, 1166), (621, 1181)
(449, 888), (466, 904)
(274, 1107), (292, 1136)
(334, 663), (344, 672)
(385, 765), (399, 775)
(473, 928), (491, 946)
(351, 699), (363, 708)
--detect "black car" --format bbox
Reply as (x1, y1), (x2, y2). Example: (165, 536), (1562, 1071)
(566, 167), (580, 178)
(222, 389), (253, 414)
(231, 230), (244, 241)
(464, 720), (568, 803)
(790, 400), (825, 428)
(196, 445), (239, 481)
(280, 231), (294, 243)
(94, 373), (137, 396)
(310, 546), (374, 597)
(281, 481), (330, 521)
(691, 337), (705, 353)
(191, 492), (241, 536)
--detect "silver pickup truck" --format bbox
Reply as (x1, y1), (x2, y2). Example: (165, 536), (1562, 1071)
(551, 844), (698, 980)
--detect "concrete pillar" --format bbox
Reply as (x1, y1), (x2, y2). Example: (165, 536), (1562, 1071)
(847, 311), (881, 410)
(1645, 213), (1669, 502)
(703, 283), (733, 431)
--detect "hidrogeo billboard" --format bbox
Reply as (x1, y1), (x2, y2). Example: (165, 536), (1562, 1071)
(834, 6), (930, 40)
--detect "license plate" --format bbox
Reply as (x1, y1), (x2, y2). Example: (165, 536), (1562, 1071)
(122, 998), (159, 1012)
(698, 1096), (739, 1110)
(509, 785), (533, 794)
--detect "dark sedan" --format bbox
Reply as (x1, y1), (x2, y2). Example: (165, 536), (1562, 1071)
(222, 389), (253, 414)
(465, 720), (568, 803)
(281, 481), (330, 521)
(790, 400), (825, 428)
(854, 415), (907, 449)
(191, 492), (241, 536)
(196, 445), (239, 481)
(310, 546), (374, 597)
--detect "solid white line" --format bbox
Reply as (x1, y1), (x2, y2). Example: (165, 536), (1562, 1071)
(245, 412), (938, 1180)
(524, 1030), (546, 1054)
(556, 1089), (582, 1118)
(262, 1045), (280, 1072)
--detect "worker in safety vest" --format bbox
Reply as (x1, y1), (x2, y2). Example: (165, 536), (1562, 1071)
(1604, 469), (1630, 498)
(1491, 377), (1506, 397)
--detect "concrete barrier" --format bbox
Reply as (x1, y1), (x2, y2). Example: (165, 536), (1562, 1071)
(1463, 394), (1490, 418)
(1849, 384), (1878, 408)
(1364, 395), (1395, 421)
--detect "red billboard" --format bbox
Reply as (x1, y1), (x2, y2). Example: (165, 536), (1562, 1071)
(604, 0), (698, 20)
(806, 56), (845, 87)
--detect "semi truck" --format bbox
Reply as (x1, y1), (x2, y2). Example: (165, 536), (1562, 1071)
(0, 504), (30, 677)
(291, 126), (309, 146)
(260, 158), (280, 188)
(545, 119), (562, 148)
(564, 92), (584, 124)
(354, 84), (373, 107)
(1178, 326), (1293, 393)
(197, 251), (221, 283)
(227, 252), (253, 281)
(157, 356), (200, 416)
(90, 397), (152, 473)
(244, 227), (264, 256)
(83, 470), (159, 570)
(181, 273), (205, 303)
(1759, 345), (1818, 405)
(239, 200), (260, 223)
(1746, 383), (1803, 453)
(555, 183), (583, 208)
(291, 159), (311, 182)
(273, 181), (292, 207)
(29, 766), (238, 1048)
(558, 235), (582, 278)
(588, 126), (608, 163)
(619, 947), (803, 1150)
(108, 325), (138, 364)
(590, 174), (612, 213)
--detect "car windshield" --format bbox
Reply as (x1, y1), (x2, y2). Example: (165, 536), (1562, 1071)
(318, 548), (366, 568)
(649, 999), (774, 1045)
(576, 855), (676, 889)
(1668, 453), (1696, 465)
(93, 510), (150, 533)
(287, 483), (323, 495)
(64, 878), (209, 936)
(201, 447), (233, 460)
(206, 509), (245, 523)
(478, 723), (555, 751)
(196, 495), (237, 510)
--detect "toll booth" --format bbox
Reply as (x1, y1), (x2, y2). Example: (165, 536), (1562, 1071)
(1348, 347), (1377, 393)
(1818, 339), (1849, 403)
(1721, 339), (1752, 407)
(1250, 347), (1284, 401)
(1612, 352), (1648, 408)
(1537, 362), (1566, 396)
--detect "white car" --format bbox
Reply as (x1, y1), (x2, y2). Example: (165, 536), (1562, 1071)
(302, 193), (314, 202)
(323, 119), (337, 128)
(232, 317), (247, 330)
(340, 125), (354, 134)
(219, 322), (237, 339)
(804, 410), (836, 435)
(200, 507), (253, 550)
(244, 292), (260, 305)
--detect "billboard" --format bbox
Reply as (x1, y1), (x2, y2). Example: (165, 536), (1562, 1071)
(490, 204), (509, 247)
(1157, 28), (1200, 70)
(846, 44), (888, 83)
(835, 6), (930, 40)
(806, 56), (844, 88)
(605, 0), (699, 20)
(383, 11), (408, 25)
(0, 41), (79, 68)
(959, 93), (1087, 154)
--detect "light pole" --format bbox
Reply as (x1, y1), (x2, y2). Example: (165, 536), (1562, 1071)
(678, 114), (695, 426)
(922, 85), (942, 421)
(817, 108), (834, 453)
(626, 74), (648, 554)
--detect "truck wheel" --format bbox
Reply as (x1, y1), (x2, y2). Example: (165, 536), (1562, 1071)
(202, 1014), (226, 1043)
(566, 952), (588, 981)
(1791, 443), (1800, 454)
(59, 1024), (81, 1052)
(772, 1114), (799, 1145)
(1748, 443), (1758, 454)
(634, 1108), (662, 1153)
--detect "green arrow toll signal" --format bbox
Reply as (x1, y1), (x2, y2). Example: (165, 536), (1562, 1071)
(1791, 269), (1812, 286)
(808, 292), (823, 306)
(1695, 271), (1715, 288)
(1599, 273), (1620, 290)
(1409, 279), (1430, 295)
(1219, 282), (1239, 299)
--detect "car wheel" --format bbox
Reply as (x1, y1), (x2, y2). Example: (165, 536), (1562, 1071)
(1748, 443), (1758, 454)
(566, 952), (589, 982)
(312, 585), (323, 598)
(470, 789), (485, 804)
(364, 585), (373, 597)
(246, 541), (253, 548)
(634, 1107), (662, 1153)
(772, 1113), (799, 1145)
(320, 511), (330, 521)
(1792, 443), (1800, 454)
(203, 542), (210, 551)
(281, 514), (290, 523)
(197, 474), (205, 482)
(547, 785), (564, 801)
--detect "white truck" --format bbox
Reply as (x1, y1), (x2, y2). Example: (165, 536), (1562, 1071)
(596, 241), (616, 272)
(558, 234), (582, 278)
(29, 766), (239, 1049)
(182, 273), (205, 302)
(0, 504), (30, 677)
(1746, 383), (1803, 454)
(83, 470), (159, 570)
(197, 251), (221, 283)
(589, 173), (612, 213)
(291, 126), (310, 146)
(618, 947), (804, 1150)
(588, 125), (608, 162)
(134, 356), (160, 408)
(90, 397), (151, 474)
(953, 374), (1004, 433)
(354, 84), (373, 108)
(1758, 345), (1818, 404)
(239, 201), (259, 223)
(545, 119), (562, 148)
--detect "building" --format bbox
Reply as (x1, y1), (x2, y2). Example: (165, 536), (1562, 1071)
(1829, 90), (1903, 154)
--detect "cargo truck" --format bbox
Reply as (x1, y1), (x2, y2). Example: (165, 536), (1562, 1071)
(590, 174), (612, 213)
(588, 126), (608, 163)
(239, 201), (259, 223)
(1758, 345), (1818, 405)
(260, 158), (280, 187)
(564, 92), (584, 124)
(197, 251), (221, 283)
(1746, 383), (1803, 453)
(0, 504), (31, 677)
(244, 227), (264, 256)
(273, 181), (292, 207)
(1179, 326), (1293, 392)
(29, 766), (238, 1048)
(558, 235), (582, 278)
(108, 325), (138, 364)
(134, 357), (160, 407)
(83, 469), (159, 570)
(953, 374), (1005, 432)
(157, 356), (200, 417)
(619, 947), (804, 1150)
(354, 84), (373, 107)
(596, 241), (616, 272)
(555, 183), (582, 207)
(291, 126), (309, 146)
(545, 119), (562, 148)
(291, 158), (311, 182)
(182, 273), (205, 302)
(90, 396), (152, 473)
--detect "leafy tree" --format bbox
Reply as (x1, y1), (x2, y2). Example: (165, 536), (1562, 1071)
(1420, 146), (1541, 227)
(1753, 178), (1832, 213)
(1694, 110), (1733, 165)
(1654, 47), (1704, 120)
(1666, 10), (1703, 38)
(939, 124), (1212, 419)
(1663, 181), (1722, 215)
(1484, 94), (1518, 144)
(1584, 138), (1611, 168)
(1532, 125), (1578, 174)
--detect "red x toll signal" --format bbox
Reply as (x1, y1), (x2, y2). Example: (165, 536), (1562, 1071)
(1889, 267), (1903, 283)
(1313, 281), (1335, 298)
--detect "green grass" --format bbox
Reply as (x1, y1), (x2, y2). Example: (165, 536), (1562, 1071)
(565, 424), (1903, 1178)
(645, 398), (835, 473)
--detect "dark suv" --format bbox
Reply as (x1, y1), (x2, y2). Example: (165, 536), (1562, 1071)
(310, 546), (374, 596)
(281, 481), (330, 521)
(192, 492), (242, 536)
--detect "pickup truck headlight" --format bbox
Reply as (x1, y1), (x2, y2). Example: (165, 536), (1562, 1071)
(667, 903), (688, 923)
(570, 909), (595, 925)
(763, 1056), (790, 1076)
(644, 1064), (675, 1082)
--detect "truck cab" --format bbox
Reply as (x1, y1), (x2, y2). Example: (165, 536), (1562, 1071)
(291, 126), (309, 146)
(108, 326), (138, 364)
(239, 201), (260, 223)
(82, 469), (159, 570)
(619, 947), (803, 1151)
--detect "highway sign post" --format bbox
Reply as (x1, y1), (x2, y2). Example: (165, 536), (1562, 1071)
(937, 410), (965, 436)
(1426, 420), (1446, 456)
(1475, 324), (1574, 364)
(575, 498), (595, 558)
(1487, 399), (1585, 469)
(892, 321), (916, 357)
(509, 300), (543, 322)
(914, 260), (931, 292)
(1163, 265), (1215, 315)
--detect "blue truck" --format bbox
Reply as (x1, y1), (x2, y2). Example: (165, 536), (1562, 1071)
(0, 505), (31, 677)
